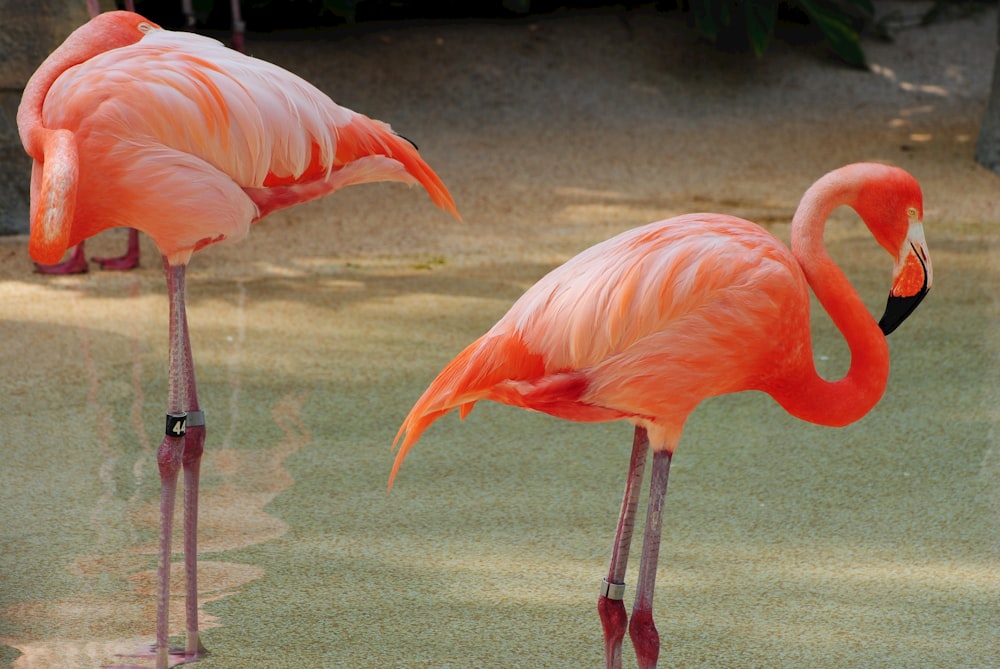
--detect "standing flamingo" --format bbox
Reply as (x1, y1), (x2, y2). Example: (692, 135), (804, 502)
(18, 11), (458, 668)
(390, 163), (931, 669)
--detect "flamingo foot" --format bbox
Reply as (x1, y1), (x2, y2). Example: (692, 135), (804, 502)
(93, 230), (141, 270)
(628, 606), (660, 669)
(106, 641), (208, 668)
(598, 588), (628, 669)
(34, 244), (88, 274)
(93, 251), (140, 270)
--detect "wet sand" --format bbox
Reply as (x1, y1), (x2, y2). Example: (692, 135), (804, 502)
(1, 3), (998, 667)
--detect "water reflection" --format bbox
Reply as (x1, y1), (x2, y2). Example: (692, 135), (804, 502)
(1, 278), (312, 668)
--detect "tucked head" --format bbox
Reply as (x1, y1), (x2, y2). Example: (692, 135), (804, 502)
(84, 10), (161, 47)
(18, 11), (161, 155)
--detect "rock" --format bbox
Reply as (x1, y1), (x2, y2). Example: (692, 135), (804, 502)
(0, 0), (89, 235)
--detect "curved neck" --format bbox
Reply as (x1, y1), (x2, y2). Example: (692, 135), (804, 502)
(17, 18), (141, 157)
(19, 32), (87, 157)
(774, 170), (890, 427)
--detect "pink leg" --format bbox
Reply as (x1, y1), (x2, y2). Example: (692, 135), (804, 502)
(154, 430), (184, 669)
(181, 425), (207, 659)
(598, 426), (649, 669)
(181, 0), (196, 27)
(180, 327), (207, 660)
(628, 449), (673, 669)
(115, 262), (202, 669)
(148, 261), (195, 669)
(153, 260), (207, 667)
(230, 0), (245, 52)
(93, 229), (141, 271)
(34, 243), (89, 274)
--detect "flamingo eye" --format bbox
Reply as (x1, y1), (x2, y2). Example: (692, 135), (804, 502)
(906, 206), (919, 219)
(137, 22), (153, 33)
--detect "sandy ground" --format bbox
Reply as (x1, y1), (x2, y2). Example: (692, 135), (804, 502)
(0, 3), (998, 668)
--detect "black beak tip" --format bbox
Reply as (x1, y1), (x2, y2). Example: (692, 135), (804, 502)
(878, 289), (929, 336)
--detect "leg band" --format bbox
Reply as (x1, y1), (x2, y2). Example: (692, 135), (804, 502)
(166, 412), (187, 437)
(185, 410), (206, 428)
(600, 578), (626, 600)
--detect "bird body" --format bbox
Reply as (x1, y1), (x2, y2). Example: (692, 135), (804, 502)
(19, 12), (457, 266)
(390, 163), (931, 669)
(393, 214), (812, 458)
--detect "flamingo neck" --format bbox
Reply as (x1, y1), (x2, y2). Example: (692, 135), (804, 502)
(17, 18), (141, 157)
(775, 169), (890, 427)
(19, 39), (83, 157)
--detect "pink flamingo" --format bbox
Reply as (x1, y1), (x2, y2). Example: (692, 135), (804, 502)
(390, 163), (931, 669)
(18, 11), (458, 668)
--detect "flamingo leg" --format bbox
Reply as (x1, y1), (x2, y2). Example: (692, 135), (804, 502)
(93, 228), (141, 270)
(165, 257), (208, 660)
(628, 448), (672, 669)
(181, 369), (207, 659)
(154, 433), (183, 669)
(180, 439), (207, 659)
(34, 242), (89, 274)
(598, 426), (650, 669)
(181, 0), (195, 27)
(148, 259), (207, 667)
(151, 260), (193, 669)
(230, 0), (246, 52)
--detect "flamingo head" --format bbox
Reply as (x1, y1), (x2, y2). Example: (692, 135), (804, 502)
(852, 164), (932, 335)
(18, 11), (161, 157)
(84, 10), (161, 47)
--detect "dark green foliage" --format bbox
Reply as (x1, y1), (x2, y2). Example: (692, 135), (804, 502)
(684, 0), (872, 67)
(689, 0), (778, 57)
(319, 0), (358, 21)
(138, 0), (975, 68)
(797, 0), (872, 67)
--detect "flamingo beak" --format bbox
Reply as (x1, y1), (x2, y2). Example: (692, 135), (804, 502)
(879, 222), (932, 335)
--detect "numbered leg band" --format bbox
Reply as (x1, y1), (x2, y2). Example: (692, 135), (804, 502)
(600, 578), (626, 600)
(185, 410), (206, 428)
(166, 412), (187, 438)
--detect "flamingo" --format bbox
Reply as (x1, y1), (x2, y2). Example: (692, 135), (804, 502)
(389, 163), (931, 669)
(18, 10), (458, 668)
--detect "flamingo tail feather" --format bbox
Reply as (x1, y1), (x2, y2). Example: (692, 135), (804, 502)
(388, 331), (546, 489)
(335, 115), (460, 220)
